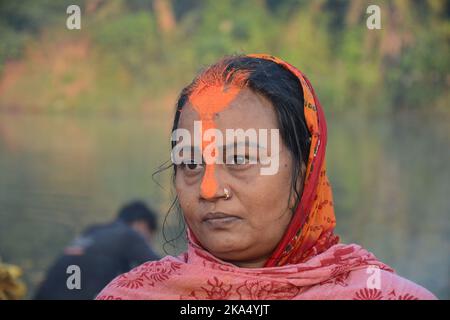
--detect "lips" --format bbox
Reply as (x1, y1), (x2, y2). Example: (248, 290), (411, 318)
(202, 212), (242, 227)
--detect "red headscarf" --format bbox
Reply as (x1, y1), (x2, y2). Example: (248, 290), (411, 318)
(246, 54), (339, 266)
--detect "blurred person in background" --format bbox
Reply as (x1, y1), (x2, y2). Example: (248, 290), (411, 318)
(34, 201), (160, 300)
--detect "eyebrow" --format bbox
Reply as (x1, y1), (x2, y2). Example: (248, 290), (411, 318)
(220, 141), (266, 150)
(176, 141), (264, 149)
(177, 145), (201, 154)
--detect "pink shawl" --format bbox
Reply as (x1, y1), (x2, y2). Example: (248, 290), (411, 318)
(97, 242), (435, 300)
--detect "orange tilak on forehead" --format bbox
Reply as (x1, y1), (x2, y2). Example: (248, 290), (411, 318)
(189, 85), (243, 118)
(188, 83), (244, 199)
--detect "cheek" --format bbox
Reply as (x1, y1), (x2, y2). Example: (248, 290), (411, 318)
(174, 173), (183, 194)
(242, 160), (293, 222)
(175, 174), (195, 216)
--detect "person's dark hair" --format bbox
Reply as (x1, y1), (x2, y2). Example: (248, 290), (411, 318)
(117, 201), (158, 231)
(172, 55), (311, 210)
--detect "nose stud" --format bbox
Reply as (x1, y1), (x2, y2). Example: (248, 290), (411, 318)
(223, 188), (231, 200)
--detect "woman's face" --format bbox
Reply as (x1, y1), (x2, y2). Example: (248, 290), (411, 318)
(174, 88), (299, 268)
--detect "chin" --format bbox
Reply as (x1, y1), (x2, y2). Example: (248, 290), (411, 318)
(202, 237), (244, 258)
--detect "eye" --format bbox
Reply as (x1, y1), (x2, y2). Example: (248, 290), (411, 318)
(233, 155), (248, 164)
(227, 154), (252, 166)
(179, 160), (204, 174)
(186, 163), (199, 170)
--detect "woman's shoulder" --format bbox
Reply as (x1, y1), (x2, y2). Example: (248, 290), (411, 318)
(95, 255), (185, 300)
(345, 267), (437, 300)
(312, 243), (438, 300)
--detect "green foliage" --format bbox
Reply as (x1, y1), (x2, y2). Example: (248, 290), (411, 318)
(0, 0), (83, 70)
(0, 0), (448, 115)
(94, 12), (159, 76)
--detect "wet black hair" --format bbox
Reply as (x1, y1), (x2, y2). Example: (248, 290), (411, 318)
(117, 201), (158, 231)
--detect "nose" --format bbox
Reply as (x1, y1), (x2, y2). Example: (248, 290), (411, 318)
(200, 164), (224, 201)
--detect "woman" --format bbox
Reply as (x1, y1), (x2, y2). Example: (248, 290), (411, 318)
(97, 54), (436, 300)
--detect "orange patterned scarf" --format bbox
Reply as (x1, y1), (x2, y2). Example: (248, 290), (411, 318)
(245, 54), (339, 266)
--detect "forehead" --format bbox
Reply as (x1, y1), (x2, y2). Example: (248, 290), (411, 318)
(177, 88), (279, 132)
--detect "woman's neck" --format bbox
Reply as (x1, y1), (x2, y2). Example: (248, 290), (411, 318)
(228, 255), (269, 268)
